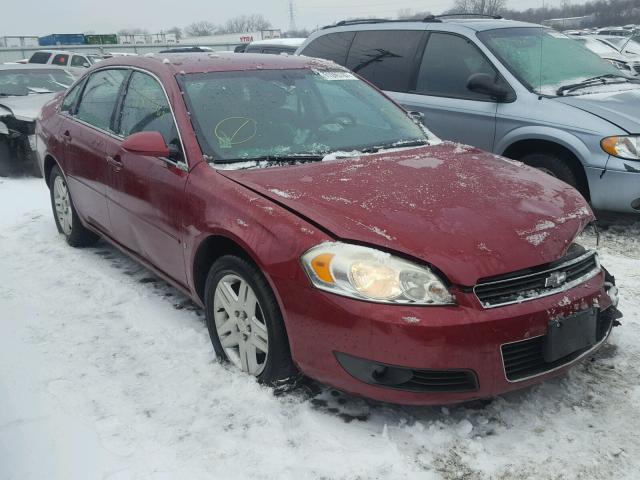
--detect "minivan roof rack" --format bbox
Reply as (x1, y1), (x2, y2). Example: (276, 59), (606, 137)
(322, 17), (442, 29)
(436, 13), (503, 19)
(322, 14), (502, 29)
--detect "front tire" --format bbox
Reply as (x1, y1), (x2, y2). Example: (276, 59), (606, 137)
(49, 165), (99, 247)
(204, 255), (297, 385)
(520, 152), (580, 191)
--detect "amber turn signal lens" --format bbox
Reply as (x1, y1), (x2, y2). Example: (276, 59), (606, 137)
(600, 137), (619, 156)
(310, 253), (335, 284)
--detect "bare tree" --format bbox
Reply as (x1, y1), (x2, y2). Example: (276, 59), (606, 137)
(166, 27), (183, 40)
(219, 14), (272, 34)
(184, 21), (217, 37)
(397, 9), (432, 19)
(449, 0), (506, 16)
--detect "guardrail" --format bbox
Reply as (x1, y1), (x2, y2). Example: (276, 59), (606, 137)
(0, 43), (245, 63)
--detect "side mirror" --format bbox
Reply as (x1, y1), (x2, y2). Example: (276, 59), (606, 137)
(467, 73), (512, 101)
(407, 111), (425, 125)
(82, 62), (90, 68)
(122, 131), (170, 158)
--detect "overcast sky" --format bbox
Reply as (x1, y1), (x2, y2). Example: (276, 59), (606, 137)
(1, 0), (565, 36)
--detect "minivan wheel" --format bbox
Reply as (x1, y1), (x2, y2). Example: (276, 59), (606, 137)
(520, 152), (580, 191)
(204, 255), (297, 385)
(49, 165), (99, 247)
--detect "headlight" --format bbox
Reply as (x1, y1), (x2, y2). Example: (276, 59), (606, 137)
(601, 135), (640, 160)
(301, 242), (454, 305)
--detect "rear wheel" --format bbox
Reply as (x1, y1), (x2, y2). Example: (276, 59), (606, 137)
(204, 255), (297, 385)
(520, 152), (580, 191)
(49, 165), (99, 247)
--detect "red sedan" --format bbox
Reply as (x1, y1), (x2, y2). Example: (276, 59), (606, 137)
(36, 54), (620, 405)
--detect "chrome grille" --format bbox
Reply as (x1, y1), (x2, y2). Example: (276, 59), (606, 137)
(474, 250), (600, 308)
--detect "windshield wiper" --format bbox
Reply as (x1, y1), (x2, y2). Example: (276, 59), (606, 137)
(556, 74), (638, 96)
(360, 139), (430, 154)
(213, 154), (325, 165)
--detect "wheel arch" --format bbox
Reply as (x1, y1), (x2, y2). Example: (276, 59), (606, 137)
(192, 233), (263, 305)
(498, 130), (591, 200)
(43, 153), (62, 187)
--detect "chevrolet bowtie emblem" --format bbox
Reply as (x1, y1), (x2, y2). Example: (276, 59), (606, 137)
(545, 271), (567, 288)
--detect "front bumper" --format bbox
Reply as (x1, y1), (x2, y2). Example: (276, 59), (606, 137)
(586, 164), (640, 213)
(278, 270), (618, 405)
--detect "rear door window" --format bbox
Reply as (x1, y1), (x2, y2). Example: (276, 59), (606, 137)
(52, 54), (70, 66)
(75, 69), (128, 132)
(415, 33), (499, 100)
(70, 55), (88, 67)
(118, 71), (181, 153)
(29, 52), (52, 64)
(300, 32), (355, 65)
(346, 30), (425, 93)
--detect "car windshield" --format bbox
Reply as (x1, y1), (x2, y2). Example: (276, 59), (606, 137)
(178, 68), (431, 163)
(0, 69), (75, 96)
(478, 27), (627, 96)
(610, 36), (640, 54)
(575, 37), (621, 56)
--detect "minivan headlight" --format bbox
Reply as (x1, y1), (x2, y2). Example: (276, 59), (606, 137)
(301, 242), (454, 305)
(601, 135), (640, 160)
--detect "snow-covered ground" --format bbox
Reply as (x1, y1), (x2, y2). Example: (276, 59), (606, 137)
(1, 177), (639, 480)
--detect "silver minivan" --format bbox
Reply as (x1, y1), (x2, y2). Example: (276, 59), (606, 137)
(297, 17), (640, 213)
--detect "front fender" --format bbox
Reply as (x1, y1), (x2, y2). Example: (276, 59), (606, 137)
(496, 126), (592, 165)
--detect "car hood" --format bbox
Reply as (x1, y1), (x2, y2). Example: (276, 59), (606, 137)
(555, 87), (640, 132)
(0, 93), (56, 122)
(219, 143), (593, 286)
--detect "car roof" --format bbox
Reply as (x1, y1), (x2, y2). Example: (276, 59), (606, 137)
(319, 17), (540, 33)
(0, 63), (74, 72)
(89, 52), (335, 75)
(248, 38), (306, 47)
(31, 50), (84, 55)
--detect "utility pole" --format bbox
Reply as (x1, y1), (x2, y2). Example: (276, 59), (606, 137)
(288, 1), (297, 32)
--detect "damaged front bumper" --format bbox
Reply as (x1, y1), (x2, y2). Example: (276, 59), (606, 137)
(0, 116), (39, 176)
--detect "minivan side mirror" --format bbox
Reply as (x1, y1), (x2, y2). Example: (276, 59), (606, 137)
(122, 131), (170, 158)
(467, 73), (512, 101)
(407, 111), (425, 125)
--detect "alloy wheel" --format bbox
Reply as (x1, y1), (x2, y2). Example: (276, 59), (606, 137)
(213, 274), (269, 376)
(53, 176), (72, 235)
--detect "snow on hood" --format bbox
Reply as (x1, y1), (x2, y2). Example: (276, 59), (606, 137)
(0, 93), (56, 122)
(555, 86), (640, 132)
(219, 142), (593, 286)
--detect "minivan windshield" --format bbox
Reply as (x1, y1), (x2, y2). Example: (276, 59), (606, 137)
(478, 27), (633, 96)
(178, 68), (431, 163)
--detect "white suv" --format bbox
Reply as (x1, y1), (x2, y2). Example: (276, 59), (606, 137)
(27, 50), (94, 75)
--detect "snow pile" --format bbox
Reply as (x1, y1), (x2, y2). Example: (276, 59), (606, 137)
(1, 178), (639, 480)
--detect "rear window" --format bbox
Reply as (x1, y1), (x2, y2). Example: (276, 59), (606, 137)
(52, 54), (69, 66)
(346, 30), (424, 93)
(300, 32), (355, 65)
(29, 52), (52, 64)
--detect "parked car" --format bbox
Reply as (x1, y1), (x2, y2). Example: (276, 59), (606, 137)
(603, 35), (640, 56)
(0, 64), (75, 176)
(36, 54), (620, 405)
(158, 46), (214, 53)
(298, 17), (640, 213)
(244, 38), (306, 55)
(571, 35), (640, 75)
(27, 50), (96, 76)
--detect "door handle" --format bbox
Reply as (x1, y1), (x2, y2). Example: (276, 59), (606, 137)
(106, 154), (123, 171)
(62, 130), (72, 142)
